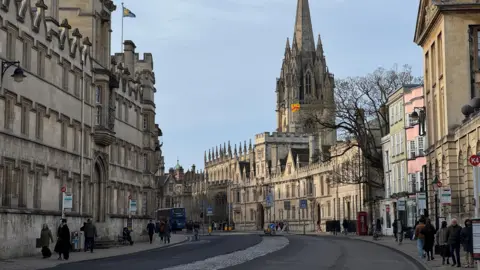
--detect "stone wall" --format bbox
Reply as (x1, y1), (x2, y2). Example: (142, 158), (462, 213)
(0, 211), (149, 259)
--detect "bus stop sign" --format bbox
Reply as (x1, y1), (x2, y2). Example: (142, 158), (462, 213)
(207, 207), (213, 216)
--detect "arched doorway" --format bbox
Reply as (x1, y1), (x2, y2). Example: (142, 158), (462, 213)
(256, 203), (265, 230)
(93, 155), (107, 222)
(213, 192), (228, 222)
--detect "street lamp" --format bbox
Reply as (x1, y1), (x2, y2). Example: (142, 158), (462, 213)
(1, 60), (26, 85)
(409, 106), (426, 136)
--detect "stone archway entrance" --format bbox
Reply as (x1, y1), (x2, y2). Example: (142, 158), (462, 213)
(213, 192), (228, 222)
(93, 154), (107, 222)
(256, 203), (265, 230)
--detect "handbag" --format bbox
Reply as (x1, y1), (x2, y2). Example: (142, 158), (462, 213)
(434, 244), (441, 255)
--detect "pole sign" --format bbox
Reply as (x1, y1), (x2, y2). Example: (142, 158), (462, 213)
(471, 155), (480, 166)
(207, 206), (213, 216)
(471, 218), (480, 260)
(62, 193), (73, 209)
(440, 187), (452, 205)
(265, 194), (273, 208)
(129, 199), (137, 212)
(397, 199), (406, 211)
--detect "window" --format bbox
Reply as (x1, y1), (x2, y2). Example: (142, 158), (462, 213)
(117, 100), (122, 118)
(143, 114), (148, 130)
(292, 184), (296, 197)
(277, 188), (280, 199)
(95, 86), (102, 104)
(95, 106), (102, 125)
(292, 206), (296, 219)
(400, 133), (404, 153)
(73, 126), (79, 152)
(400, 162), (405, 191)
(4, 96), (14, 130)
(409, 140), (416, 159)
(85, 76), (92, 103)
(33, 169), (42, 209)
(62, 61), (70, 91)
(22, 40), (31, 70)
(431, 42), (436, 83)
(410, 173), (417, 193)
(74, 72), (80, 97)
(286, 185), (290, 198)
(6, 29), (15, 60)
(438, 33), (443, 76)
(143, 153), (148, 171)
(37, 48), (45, 78)
(83, 128), (90, 155)
(124, 103), (129, 122)
(389, 107), (394, 125)
(305, 73), (311, 95)
(250, 209), (254, 221)
(390, 138), (395, 156)
(417, 137), (425, 156)
(20, 102), (29, 135)
(61, 120), (67, 148)
(36, 106), (44, 139)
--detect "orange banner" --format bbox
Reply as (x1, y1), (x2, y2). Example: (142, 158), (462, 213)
(291, 103), (300, 112)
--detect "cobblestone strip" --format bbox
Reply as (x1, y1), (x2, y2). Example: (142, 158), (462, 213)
(158, 236), (289, 270)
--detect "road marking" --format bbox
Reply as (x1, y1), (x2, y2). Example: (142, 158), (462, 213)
(158, 236), (289, 270)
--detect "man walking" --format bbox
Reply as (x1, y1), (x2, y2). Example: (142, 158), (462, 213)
(147, 220), (155, 244)
(446, 218), (462, 267)
(83, 219), (97, 253)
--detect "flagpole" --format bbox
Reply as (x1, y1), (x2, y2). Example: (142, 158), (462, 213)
(121, 2), (124, 51)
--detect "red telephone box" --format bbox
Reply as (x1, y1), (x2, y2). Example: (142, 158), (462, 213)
(356, 211), (368, 236)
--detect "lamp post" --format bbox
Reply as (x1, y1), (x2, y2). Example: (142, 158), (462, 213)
(409, 106), (426, 136)
(0, 60), (26, 95)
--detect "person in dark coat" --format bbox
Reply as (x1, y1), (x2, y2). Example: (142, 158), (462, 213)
(342, 219), (348, 235)
(83, 219), (97, 252)
(55, 219), (70, 260)
(421, 218), (436, 261)
(436, 221), (450, 265)
(446, 218), (462, 267)
(39, 224), (54, 258)
(147, 220), (155, 244)
(461, 219), (473, 267)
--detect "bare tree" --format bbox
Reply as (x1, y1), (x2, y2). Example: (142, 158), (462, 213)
(303, 64), (422, 186)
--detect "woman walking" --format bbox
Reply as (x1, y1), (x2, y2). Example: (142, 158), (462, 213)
(436, 221), (450, 265)
(39, 224), (54, 258)
(421, 218), (436, 261)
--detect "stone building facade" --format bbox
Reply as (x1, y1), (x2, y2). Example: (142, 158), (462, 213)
(204, 0), (382, 231)
(413, 0), (480, 223)
(0, 0), (162, 258)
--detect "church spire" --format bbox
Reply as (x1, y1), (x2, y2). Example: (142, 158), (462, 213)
(293, 0), (315, 53)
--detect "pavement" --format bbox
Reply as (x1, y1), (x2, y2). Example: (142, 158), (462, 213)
(0, 234), (188, 270)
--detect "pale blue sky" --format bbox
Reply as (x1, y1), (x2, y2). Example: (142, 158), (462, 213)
(110, 0), (422, 170)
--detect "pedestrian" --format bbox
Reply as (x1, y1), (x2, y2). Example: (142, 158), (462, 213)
(159, 220), (166, 241)
(436, 220), (450, 265)
(421, 218), (436, 261)
(164, 220), (171, 244)
(147, 220), (155, 244)
(414, 217), (426, 259)
(83, 219), (97, 252)
(172, 220), (178, 234)
(461, 219), (473, 267)
(393, 219), (404, 243)
(55, 219), (70, 260)
(342, 219), (348, 235)
(446, 218), (462, 267)
(39, 224), (54, 258)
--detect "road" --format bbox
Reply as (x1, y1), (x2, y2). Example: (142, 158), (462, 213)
(225, 235), (425, 270)
(43, 234), (262, 270)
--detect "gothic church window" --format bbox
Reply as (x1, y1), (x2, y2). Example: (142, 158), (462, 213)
(306, 73), (312, 95)
(62, 61), (70, 91)
(95, 86), (102, 104)
(95, 107), (102, 125)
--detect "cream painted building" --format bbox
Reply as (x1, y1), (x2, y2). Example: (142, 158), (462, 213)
(0, 0), (162, 258)
(413, 0), (480, 222)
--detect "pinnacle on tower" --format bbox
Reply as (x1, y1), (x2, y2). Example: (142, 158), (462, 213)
(239, 142), (242, 155)
(208, 149), (211, 161)
(293, 0), (315, 53)
(234, 144), (238, 156)
(228, 141), (232, 156)
(223, 142), (227, 156)
(249, 139), (252, 151)
(243, 140), (247, 153)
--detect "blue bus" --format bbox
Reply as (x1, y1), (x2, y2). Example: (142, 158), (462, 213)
(156, 207), (186, 230)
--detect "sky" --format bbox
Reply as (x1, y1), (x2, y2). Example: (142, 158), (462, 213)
(110, 0), (422, 171)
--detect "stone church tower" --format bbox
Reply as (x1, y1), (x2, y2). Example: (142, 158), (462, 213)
(276, 0), (336, 147)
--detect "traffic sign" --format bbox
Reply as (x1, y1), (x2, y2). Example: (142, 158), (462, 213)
(207, 206), (213, 216)
(437, 182), (443, 188)
(299, 199), (307, 209)
(61, 186), (66, 193)
(470, 155), (480, 166)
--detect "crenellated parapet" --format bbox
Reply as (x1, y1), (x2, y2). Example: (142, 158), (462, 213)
(255, 132), (310, 145)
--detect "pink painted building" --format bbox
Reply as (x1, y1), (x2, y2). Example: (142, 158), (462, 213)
(404, 85), (426, 194)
